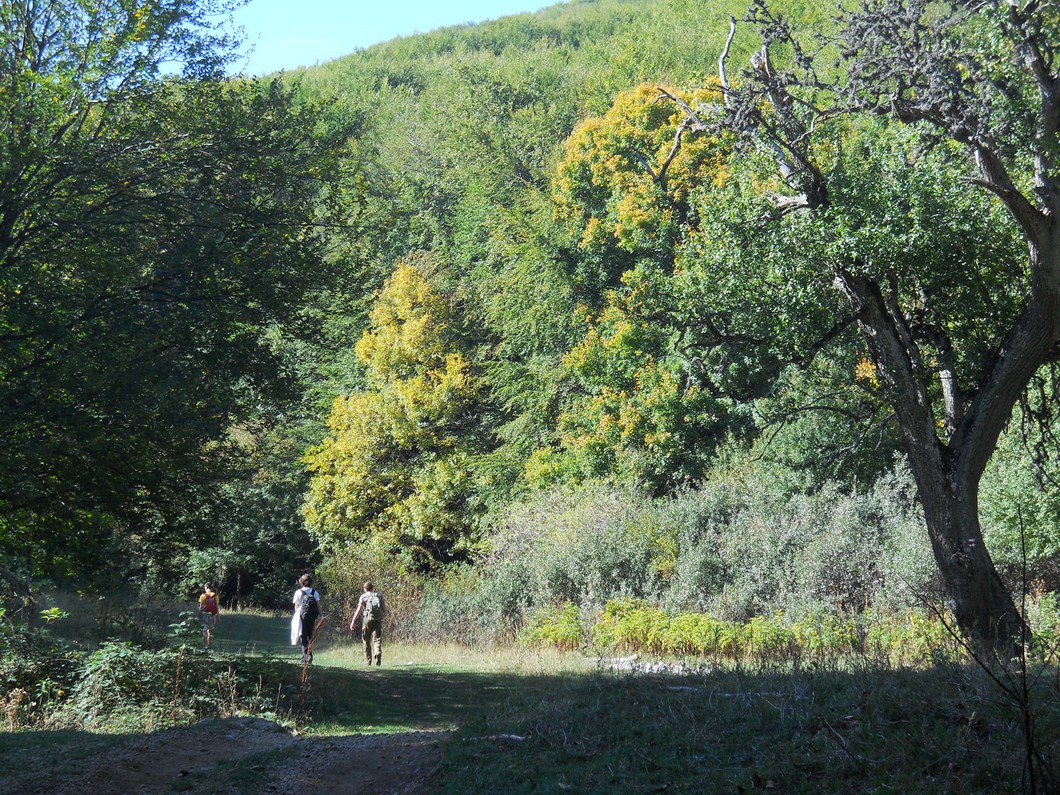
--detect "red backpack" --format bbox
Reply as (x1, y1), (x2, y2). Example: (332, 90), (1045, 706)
(202, 593), (218, 614)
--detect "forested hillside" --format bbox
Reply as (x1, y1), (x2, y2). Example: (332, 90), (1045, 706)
(3, 0), (1060, 656)
(287, 0), (1060, 653)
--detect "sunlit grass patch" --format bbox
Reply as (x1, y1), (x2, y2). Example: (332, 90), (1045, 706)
(299, 643), (591, 739)
(315, 641), (592, 675)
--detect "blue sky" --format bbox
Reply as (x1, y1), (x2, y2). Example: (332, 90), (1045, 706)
(230, 0), (561, 75)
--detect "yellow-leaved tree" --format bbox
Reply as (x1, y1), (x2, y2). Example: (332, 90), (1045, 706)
(304, 259), (482, 569)
(528, 83), (731, 491)
(551, 82), (727, 294)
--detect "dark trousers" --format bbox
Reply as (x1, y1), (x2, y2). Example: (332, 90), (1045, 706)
(300, 619), (316, 654)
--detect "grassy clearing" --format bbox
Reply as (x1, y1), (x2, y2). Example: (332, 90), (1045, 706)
(439, 659), (1057, 794)
(302, 638), (1058, 792)
(5, 606), (1058, 793)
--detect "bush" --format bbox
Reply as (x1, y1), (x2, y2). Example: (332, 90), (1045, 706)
(387, 465), (942, 652)
(317, 541), (425, 644)
(54, 640), (297, 732)
(657, 467), (936, 619)
(518, 602), (584, 650)
(863, 609), (962, 665)
(581, 598), (964, 666)
(0, 619), (83, 728)
(407, 567), (522, 647)
(486, 485), (670, 610)
(59, 641), (185, 730)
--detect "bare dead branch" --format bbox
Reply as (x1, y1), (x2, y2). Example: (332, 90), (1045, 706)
(719, 16), (737, 107)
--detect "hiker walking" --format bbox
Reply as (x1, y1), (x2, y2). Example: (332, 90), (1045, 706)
(350, 581), (385, 666)
(198, 582), (220, 646)
(291, 573), (321, 664)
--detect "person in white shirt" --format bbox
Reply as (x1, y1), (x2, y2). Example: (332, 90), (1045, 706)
(291, 573), (321, 663)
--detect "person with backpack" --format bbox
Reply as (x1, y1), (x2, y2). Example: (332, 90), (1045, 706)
(290, 573), (321, 664)
(349, 581), (385, 666)
(198, 582), (220, 646)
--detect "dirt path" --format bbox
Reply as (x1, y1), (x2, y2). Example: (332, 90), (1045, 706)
(1, 717), (448, 795)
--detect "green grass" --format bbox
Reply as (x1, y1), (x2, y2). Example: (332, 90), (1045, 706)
(208, 610), (293, 657)
(298, 638), (1059, 793)
(438, 661), (1053, 794)
(6, 609), (1059, 794)
(296, 642), (591, 736)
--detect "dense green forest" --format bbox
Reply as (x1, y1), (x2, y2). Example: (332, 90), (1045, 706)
(3, 0), (1060, 658)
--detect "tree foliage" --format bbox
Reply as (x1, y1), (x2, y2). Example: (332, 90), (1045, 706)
(304, 259), (484, 569)
(666, 0), (1060, 651)
(0, 0), (345, 580)
(9, 0), (1060, 640)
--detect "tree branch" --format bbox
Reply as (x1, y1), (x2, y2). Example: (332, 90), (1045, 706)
(719, 16), (737, 108)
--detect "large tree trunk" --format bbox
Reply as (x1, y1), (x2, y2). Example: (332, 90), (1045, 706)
(910, 456), (1023, 658)
(834, 268), (1037, 657)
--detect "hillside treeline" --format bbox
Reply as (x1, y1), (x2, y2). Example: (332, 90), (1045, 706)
(292, 0), (1060, 639)
(2, 0), (1059, 644)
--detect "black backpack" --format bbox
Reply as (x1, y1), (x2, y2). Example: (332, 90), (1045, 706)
(297, 588), (319, 623)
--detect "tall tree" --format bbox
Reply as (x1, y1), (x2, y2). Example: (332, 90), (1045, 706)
(673, 0), (1060, 653)
(0, 1), (345, 580)
(304, 258), (484, 570)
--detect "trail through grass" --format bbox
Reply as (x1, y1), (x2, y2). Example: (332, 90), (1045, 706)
(304, 639), (592, 735)
(6, 610), (1056, 793)
(252, 613), (1053, 793)
(192, 610), (593, 738)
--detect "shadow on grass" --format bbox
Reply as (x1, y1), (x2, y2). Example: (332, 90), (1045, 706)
(0, 721), (297, 795)
(4, 651), (1056, 794)
(424, 663), (1060, 795)
(0, 729), (114, 782)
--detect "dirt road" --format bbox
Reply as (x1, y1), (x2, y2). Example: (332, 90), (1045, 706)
(1, 717), (448, 795)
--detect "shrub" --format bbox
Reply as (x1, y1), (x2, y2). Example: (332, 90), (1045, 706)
(1028, 590), (1060, 654)
(59, 641), (185, 730)
(591, 598), (667, 654)
(53, 639), (297, 732)
(585, 598), (969, 667)
(488, 485), (670, 608)
(407, 566), (522, 647)
(789, 613), (860, 660)
(378, 465), (941, 651)
(518, 602), (584, 650)
(696, 470), (936, 620)
(863, 610), (962, 666)
(0, 619), (83, 728)
(317, 541), (426, 643)
(742, 614), (798, 661)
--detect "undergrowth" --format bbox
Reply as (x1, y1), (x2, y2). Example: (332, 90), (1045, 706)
(519, 597), (973, 667)
(0, 609), (303, 733)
